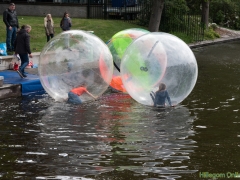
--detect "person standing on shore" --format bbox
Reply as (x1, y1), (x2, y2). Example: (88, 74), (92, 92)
(14, 25), (32, 78)
(3, 3), (19, 52)
(44, 14), (54, 42)
(60, 12), (71, 31)
(60, 12), (72, 49)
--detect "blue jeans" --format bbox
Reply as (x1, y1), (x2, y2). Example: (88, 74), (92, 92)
(6, 26), (17, 51)
(19, 53), (29, 75)
(68, 91), (82, 104)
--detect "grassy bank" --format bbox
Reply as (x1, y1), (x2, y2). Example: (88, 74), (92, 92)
(1, 16), (218, 53)
(0, 16), (149, 53)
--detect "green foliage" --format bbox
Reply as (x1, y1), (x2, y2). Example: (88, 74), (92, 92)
(170, 31), (194, 44)
(204, 27), (220, 40)
(136, 0), (152, 27)
(214, 10), (225, 24)
(137, 0), (240, 41)
(137, 0), (204, 42)
(165, 0), (189, 11)
(210, 0), (240, 30)
(185, 0), (202, 14)
(137, 0), (189, 27)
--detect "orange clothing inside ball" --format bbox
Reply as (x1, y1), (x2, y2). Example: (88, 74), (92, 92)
(71, 87), (87, 96)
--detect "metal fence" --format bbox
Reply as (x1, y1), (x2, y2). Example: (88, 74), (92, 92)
(87, 1), (204, 42)
(3, 0), (204, 42)
(160, 5), (205, 42)
(87, 0), (142, 20)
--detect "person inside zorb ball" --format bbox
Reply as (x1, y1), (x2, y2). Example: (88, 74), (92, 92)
(120, 32), (198, 106)
(38, 30), (113, 103)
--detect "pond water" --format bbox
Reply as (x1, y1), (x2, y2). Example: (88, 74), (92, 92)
(0, 41), (240, 179)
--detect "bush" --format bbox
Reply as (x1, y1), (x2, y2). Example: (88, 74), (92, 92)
(171, 32), (194, 44)
(204, 27), (220, 40)
(210, 0), (240, 30)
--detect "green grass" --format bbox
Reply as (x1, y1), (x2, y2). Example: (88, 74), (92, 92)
(0, 15), (149, 52)
(170, 31), (194, 44)
(0, 15), (220, 53)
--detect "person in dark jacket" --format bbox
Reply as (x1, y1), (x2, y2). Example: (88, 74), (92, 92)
(150, 83), (174, 107)
(3, 3), (19, 52)
(14, 25), (32, 78)
(60, 12), (71, 31)
(60, 12), (72, 49)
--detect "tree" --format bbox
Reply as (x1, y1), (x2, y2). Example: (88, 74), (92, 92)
(186, 0), (209, 28)
(148, 0), (165, 32)
(210, 0), (240, 29)
(201, 0), (210, 29)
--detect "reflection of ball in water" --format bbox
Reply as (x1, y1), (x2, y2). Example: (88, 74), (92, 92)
(107, 28), (149, 92)
(120, 32), (198, 106)
(38, 30), (113, 102)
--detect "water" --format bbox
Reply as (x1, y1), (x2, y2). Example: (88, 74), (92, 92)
(0, 41), (240, 179)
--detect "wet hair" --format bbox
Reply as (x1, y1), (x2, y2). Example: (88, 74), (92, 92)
(158, 83), (166, 91)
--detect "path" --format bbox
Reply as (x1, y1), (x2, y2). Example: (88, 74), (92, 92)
(215, 27), (240, 38)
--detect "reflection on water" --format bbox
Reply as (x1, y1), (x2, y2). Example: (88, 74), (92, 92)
(38, 93), (197, 179)
(1, 41), (240, 179)
(0, 93), (196, 179)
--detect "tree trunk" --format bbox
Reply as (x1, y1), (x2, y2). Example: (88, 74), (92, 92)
(148, 0), (165, 32)
(201, 0), (209, 29)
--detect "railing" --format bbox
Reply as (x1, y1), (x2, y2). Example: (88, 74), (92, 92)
(160, 6), (205, 42)
(87, 1), (204, 42)
(87, 0), (141, 20)
(1, 0), (204, 42)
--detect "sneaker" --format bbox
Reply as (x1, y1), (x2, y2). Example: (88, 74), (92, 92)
(22, 74), (27, 78)
(16, 70), (24, 78)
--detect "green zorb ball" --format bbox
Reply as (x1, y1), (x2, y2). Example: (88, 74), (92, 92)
(107, 28), (149, 92)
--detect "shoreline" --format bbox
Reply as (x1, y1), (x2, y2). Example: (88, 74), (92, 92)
(1, 31), (240, 99)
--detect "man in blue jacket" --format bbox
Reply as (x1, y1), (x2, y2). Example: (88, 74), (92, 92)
(3, 3), (19, 52)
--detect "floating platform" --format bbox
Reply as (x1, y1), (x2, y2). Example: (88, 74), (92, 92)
(0, 69), (45, 99)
